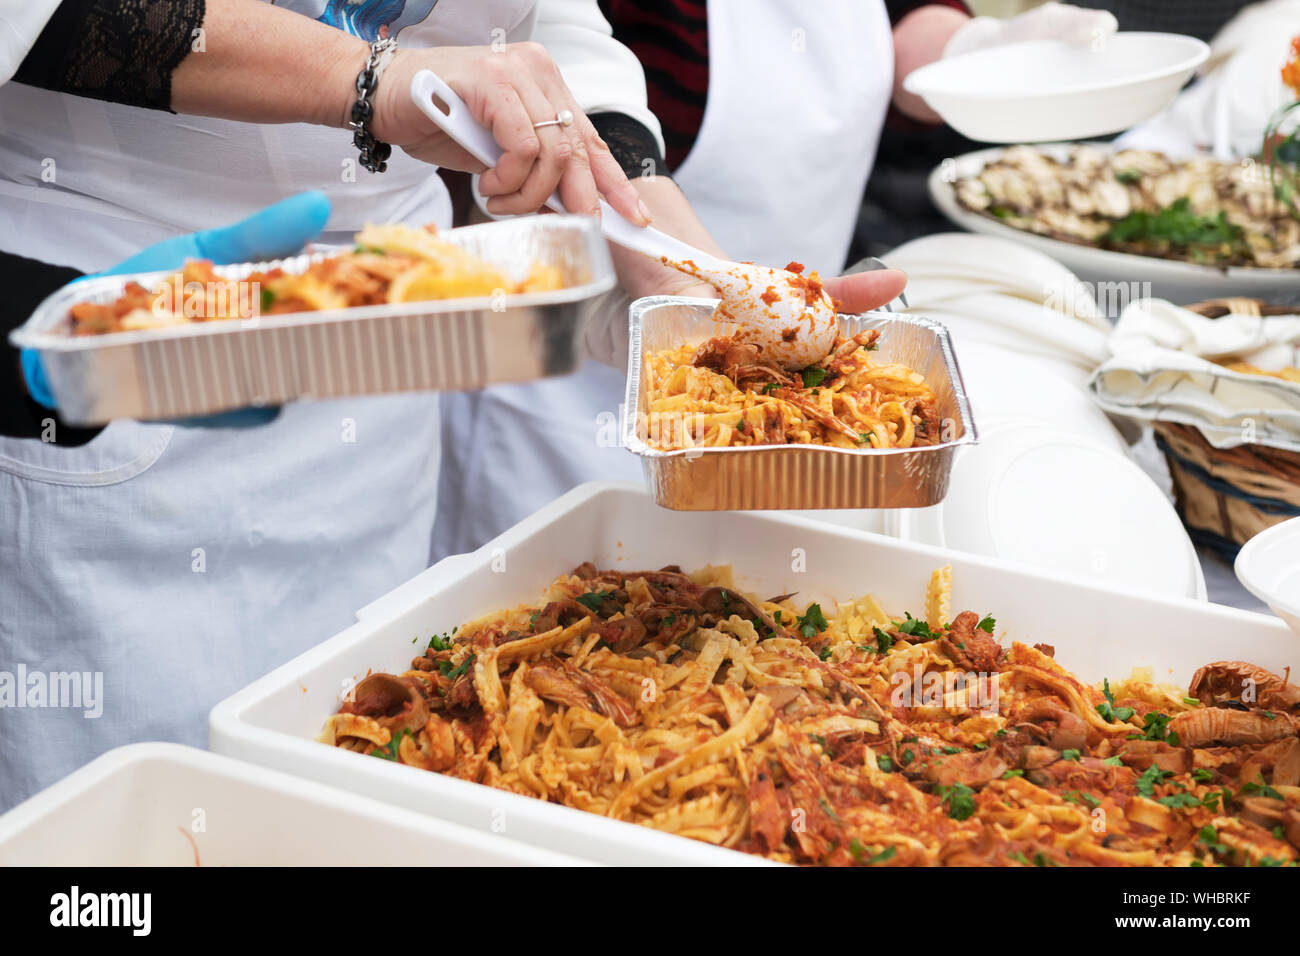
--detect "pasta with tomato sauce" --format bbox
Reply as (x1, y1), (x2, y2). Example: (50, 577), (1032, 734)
(641, 330), (943, 451)
(320, 563), (1300, 866)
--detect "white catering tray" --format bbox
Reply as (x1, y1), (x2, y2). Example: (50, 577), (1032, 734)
(0, 743), (584, 866)
(209, 481), (1299, 866)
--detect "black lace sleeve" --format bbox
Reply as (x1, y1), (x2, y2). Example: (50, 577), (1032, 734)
(13, 0), (206, 112)
(589, 112), (671, 181)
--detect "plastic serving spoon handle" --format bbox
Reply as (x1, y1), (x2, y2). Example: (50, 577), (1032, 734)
(409, 70), (727, 268)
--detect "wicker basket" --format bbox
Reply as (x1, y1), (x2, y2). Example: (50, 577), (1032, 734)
(1153, 298), (1300, 558)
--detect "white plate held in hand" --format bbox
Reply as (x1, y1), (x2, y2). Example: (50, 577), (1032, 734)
(903, 32), (1208, 143)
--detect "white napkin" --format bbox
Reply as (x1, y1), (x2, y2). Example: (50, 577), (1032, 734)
(1090, 298), (1300, 451)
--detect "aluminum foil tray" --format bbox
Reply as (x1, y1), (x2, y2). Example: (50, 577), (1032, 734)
(10, 215), (614, 425)
(622, 296), (978, 510)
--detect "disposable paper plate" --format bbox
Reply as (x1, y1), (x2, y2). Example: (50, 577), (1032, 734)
(903, 32), (1208, 143)
(1235, 516), (1300, 637)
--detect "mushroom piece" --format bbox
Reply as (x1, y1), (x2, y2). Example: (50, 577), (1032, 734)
(592, 616), (648, 653)
(1274, 738), (1300, 788)
(1015, 697), (1088, 751)
(352, 673), (429, 737)
(1238, 796), (1288, 833)
(1020, 745), (1061, 770)
(698, 586), (789, 639)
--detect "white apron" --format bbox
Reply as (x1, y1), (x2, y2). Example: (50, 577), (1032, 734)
(435, 0), (894, 555)
(0, 0), (523, 809)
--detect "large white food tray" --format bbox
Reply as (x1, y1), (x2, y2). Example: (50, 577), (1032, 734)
(210, 482), (1298, 866)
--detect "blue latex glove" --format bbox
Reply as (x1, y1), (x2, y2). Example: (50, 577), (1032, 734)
(22, 191), (332, 409)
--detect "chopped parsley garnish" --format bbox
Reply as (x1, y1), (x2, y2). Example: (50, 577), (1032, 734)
(795, 603), (829, 639)
(1127, 711), (1179, 746)
(848, 840), (896, 865)
(870, 626), (895, 655)
(1198, 825), (1229, 857)
(895, 612), (939, 641)
(370, 728), (411, 761)
(1008, 851), (1030, 864)
(260, 287), (275, 311)
(1192, 768), (1214, 782)
(1242, 776), (1284, 801)
(900, 749), (915, 766)
(1096, 679), (1136, 723)
(1060, 749), (1081, 762)
(1102, 756), (1125, 767)
(936, 783), (977, 821)
(1002, 769), (1024, 780)
(818, 646), (833, 661)
(976, 614), (996, 633)
(1156, 793), (1202, 810)
(800, 366), (828, 388)
(575, 590), (614, 612)
(427, 632), (453, 652)
(761, 383), (780, 395)
(876, 755), (894, 773)
(439, 653), (476, 680)
(1135, 764), (1170, 797)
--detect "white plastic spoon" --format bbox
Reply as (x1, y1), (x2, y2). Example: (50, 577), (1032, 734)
(409, 70), (838, 368)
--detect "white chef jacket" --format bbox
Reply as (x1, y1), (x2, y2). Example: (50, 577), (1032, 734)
(435, 0), (895, 555)
(0, 0), (658, 810)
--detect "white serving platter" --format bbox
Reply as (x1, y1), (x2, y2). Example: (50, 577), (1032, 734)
(929, 145), (1300, 304)
(0, 743), (585, 866)
(209, 481), (1298, 867)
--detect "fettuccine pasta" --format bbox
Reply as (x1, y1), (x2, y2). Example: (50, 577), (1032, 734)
(641, 329), (942, 450)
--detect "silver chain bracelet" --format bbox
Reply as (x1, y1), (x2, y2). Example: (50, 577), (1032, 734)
(349, 37), (399, 173)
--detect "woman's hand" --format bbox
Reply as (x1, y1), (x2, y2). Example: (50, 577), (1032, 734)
(613, 178), (908, 312)
(373, 43), (650, 224)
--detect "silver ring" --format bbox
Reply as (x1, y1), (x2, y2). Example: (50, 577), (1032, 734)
(533, 109), (575, 129)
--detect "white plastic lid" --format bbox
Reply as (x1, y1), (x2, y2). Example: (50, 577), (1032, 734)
(899, 422), (1205, 600)
(1235, 516), (1300, 637)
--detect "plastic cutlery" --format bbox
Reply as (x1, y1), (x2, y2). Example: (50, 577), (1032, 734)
(409, 69), (838, 367)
